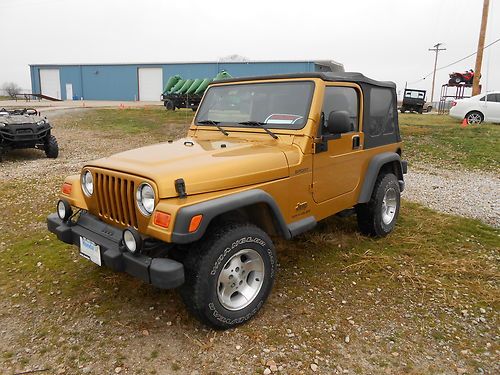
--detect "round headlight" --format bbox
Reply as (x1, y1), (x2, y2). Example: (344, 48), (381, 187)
(36, 119), (46, 126)
(81, 170), (94, 196)
(136, 183), (155, 216)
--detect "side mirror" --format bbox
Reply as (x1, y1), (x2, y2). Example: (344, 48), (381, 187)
(327, 110), (353, 134)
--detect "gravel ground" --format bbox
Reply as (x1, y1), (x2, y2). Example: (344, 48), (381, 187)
(405, 164), (500, 228)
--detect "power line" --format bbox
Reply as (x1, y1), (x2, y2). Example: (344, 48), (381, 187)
(408, 37), (500, 85)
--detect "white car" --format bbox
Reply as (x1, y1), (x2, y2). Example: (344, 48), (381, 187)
(449, 91), (500, 124)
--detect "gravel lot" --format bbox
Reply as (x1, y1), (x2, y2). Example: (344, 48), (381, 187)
(405, 164), (500, 228)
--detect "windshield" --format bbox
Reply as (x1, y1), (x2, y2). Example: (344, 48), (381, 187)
(195, 81), (315, 129)
(404, 91), (425, 99)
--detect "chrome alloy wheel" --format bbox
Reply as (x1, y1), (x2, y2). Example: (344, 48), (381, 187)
(381, 187), (398, 225)
(467, 113), (482, 124)
(217, 249), (265, 311)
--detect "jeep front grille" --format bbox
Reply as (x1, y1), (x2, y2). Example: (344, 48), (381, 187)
(94, 172), (138, 228)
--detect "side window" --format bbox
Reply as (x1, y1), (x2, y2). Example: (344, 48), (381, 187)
(322, 87), (359, 133)
(486, 94), (497, 102)
(368, 87), (395, 137)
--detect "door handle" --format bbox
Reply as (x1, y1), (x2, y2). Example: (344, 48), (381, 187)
(352, 135), (361, 149)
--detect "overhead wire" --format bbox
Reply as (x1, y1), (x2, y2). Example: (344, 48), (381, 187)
(407, 37), (500, 85)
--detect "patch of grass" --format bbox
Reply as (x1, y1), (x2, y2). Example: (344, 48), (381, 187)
(399, 113), (499, 171)
(171, 362), (181, 371)
(66, 108), (194, 135)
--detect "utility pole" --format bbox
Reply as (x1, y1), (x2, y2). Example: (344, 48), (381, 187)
(472, 0), (490, 96)
(428, 43), (446, 105)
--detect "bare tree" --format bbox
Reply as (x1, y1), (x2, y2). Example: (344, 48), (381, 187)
(2, 82), (21, 98)
(218, 54), (250, 62)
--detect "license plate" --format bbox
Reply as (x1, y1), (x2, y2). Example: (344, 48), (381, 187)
(79, 237), (102, 266)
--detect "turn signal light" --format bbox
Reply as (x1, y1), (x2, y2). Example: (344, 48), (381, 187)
(154, 211), (171, 228)
(451, 101), (457, 107)
(188, 214), (203, 233)
(62, 183), (72, 195)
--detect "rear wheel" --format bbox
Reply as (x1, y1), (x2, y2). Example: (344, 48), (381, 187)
(453, 77), (462, 85)
(356, 173), (401, 237)
(465, 111), (483, 125)
(400, 107), (406, 113)
(180, 222), (276, 329)
(44, 135), (59, 158)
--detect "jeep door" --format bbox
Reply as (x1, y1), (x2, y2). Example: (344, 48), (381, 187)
(312, 84), (364, 203)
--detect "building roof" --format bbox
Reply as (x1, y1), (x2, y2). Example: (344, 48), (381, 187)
(212, 72), (395, 88)
(29, 59), (344, 68)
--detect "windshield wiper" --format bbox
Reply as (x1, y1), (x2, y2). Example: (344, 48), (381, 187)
(238, 121), (278, 139)
(197, 120), (228, 136)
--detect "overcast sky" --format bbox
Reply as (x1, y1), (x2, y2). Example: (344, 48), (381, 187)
(1, 0), (498, 100)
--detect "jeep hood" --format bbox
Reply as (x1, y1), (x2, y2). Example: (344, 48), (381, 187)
(87, 138), (293, 198)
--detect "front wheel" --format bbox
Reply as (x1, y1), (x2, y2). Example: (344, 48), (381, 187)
(356, 173), (401, 237)
(164, 99), (175, 111)
(44, 135), (59, 158)
(180, 223), (276, 329)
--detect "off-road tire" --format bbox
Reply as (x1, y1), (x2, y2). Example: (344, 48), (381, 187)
(399, 107), (405, 113)
(356, 173), (400, 237)
(180, 222), (276, 329)
(465, 111), (484, 125)
(44, 135), (59, 158)
(453, 77), (462, 85)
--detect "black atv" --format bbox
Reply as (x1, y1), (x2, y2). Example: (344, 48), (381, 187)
(0, 108), (59, 161)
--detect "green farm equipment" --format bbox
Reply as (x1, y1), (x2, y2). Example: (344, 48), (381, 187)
(161, 71), (232, 111)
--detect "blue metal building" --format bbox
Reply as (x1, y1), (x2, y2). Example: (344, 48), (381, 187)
(29, 60), (343, 101)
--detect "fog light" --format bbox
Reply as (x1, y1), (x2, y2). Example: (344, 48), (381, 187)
(57, 200), (72, 221)
(122, 227), (143, 254)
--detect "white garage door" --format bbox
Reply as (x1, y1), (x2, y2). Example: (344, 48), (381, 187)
(138, 68), (163, 101)
(39, 69), (61, 99)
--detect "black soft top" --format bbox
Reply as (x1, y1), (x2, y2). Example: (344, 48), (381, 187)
(212, 72), (396, 89)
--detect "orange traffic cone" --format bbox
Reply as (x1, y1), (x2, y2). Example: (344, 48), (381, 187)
(461, 118), (468, 128)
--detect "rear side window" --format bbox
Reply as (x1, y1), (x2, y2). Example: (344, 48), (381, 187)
(367, 87), (395, 136)
(481, 93), (500, 102)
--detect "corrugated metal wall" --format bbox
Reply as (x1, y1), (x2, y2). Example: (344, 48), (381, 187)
(30, 61), (326, 101)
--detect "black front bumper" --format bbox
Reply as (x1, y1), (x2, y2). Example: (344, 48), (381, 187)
(47, 212), (184, 289)
(0, 125), (50, 144)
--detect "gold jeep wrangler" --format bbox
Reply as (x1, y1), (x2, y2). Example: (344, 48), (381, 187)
(47, 72), (407, 329)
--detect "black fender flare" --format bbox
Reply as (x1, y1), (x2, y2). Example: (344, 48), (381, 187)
(171, 189), (298, 244)
(358, 152), (405, 204)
